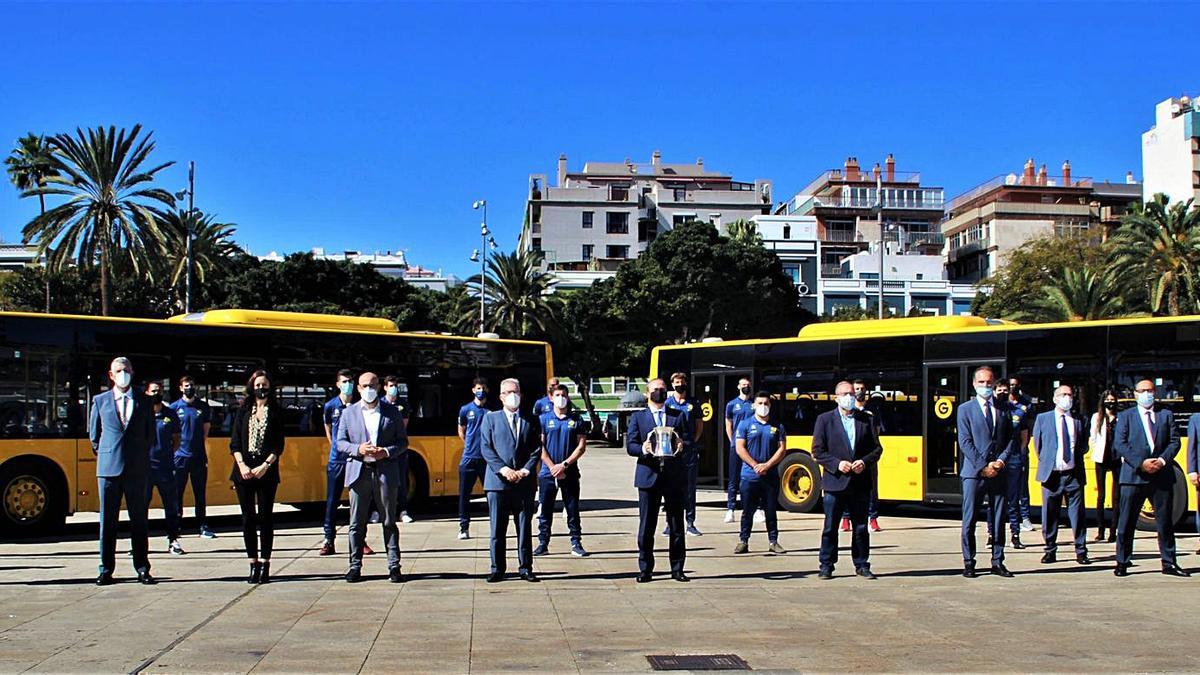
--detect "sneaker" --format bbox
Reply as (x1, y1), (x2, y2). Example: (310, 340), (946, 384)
(686, 525), (702, 537)
(753, 510), (766, 524)
(768, 541), (787, 555)
(199, 527), (216, 539)
(169, 539), (185, 555)
(319, 540), (335, 556)
(869, 518), (881, 533)
(734, 541), (749, 554)
(571, 544), (589, 557)
(363, 543), (375, 556)
(723, 509), (735, 524)
(840, 517), (851, 532)
(458, 529), (470, 540)
(1021, 518), (1035, 532)
(369, 511), (381, 524)
(400, 511), (414, 524)
(533, 543), (549, 556)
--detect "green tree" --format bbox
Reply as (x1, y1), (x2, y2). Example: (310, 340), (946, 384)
(724, 218), (761, 245)
(1108, 193), (1200, 316)
(822, 305), (877, 322)
(20, 125), (175, 315)
(157, 209), (242, 294)
(5, 133), (61, 312)
(0, 265), (176, 318)
(1020, 267), (1129, 322)
(464, 249), (560, 338)
(971, 235), (1113, 320)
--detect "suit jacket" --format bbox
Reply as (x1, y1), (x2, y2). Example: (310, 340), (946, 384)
(229, 403), (286, 484)
(479, 409), (541, 491)
(89, 390), (155, 479)
(1032, 410), (1088, 484)
(1187, 414), (1200, 476)
(956, 396), (1015, 478)
(1113, 405), (1179, 486)
(625, 406), (688, 489)
(811, 409), (883, 493)
(337, 400), (408, 487)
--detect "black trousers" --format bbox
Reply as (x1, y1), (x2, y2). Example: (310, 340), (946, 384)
(1093, 461), (1120, 536)
(1116, 481), (1176, 567)
(637, 478), (686, 574)
(821, 488), (870, 570)
(235, 479), (278, 560)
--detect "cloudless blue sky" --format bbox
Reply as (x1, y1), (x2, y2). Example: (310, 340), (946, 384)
(1, 2), (1197, 279)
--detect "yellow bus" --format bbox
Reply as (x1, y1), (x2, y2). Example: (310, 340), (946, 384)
(0, 309), (552, 536)
(651, 314), (1200, 529)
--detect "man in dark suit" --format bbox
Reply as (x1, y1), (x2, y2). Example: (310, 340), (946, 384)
(336, 372), (408, 583)
(625, 378), (689, 582)
(956, 365), (1015, 578)
(1032, 385), (1090, 565)
(89, 356), (157, 586)
(1187, 412), (1200, 553)
(812, 380), (884, 579)
(1113, 379), (1188, 577)
(479, 377), (542, 582)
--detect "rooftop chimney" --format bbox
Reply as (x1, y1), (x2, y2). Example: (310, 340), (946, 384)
(844, 156), (861, 181)
(1022, 158), (1036, 185)
(885, 153), (895, 181)
(1126, 171), (1136, 184)
(872, 162), (881, 181)
(557, 154), (567, 187)
(1037, 164), (1048, 186)
(651, 150), (661, 166)
(1062, 160), (1071, 185)
(696, 157), (704, 168)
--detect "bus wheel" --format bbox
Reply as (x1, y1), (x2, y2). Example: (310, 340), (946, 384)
(778, 453), (821, 513)
(0, 458), (67, 537)
(1136, 464), (1187, 531)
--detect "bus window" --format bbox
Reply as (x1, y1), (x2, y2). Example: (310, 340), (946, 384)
(761, 367), (837, 436)
(183, 358), (265, 437)
(839, 336), (923, 436)
(275, 360), (334, 437)
(0, 348), (78, 439)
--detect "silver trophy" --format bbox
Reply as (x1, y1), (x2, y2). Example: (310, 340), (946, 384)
(648, 426), (682, 458)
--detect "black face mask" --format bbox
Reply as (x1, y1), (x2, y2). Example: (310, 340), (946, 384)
(254, 388), (270, 400)
(673, 385), (687, 395)
(148, 393), (162, 405)
(1104, 401), (1117, 411)
(649, 389), (668, 404)
(739, 386), (751, 396)
(995, 392), (1010, 402)
(182, 387), (195, 399)
(855, 392), (866, 402)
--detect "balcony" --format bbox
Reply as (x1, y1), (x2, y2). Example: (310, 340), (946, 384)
(811, 190), (946, 211)
(821, 263), (845, 278)
(902, 231), (944, 248)
(822, 229), (861, 243)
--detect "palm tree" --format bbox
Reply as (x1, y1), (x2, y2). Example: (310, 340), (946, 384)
(464, 249), (560, 338)
(157, 209), (242, 288)
(1108, 193), (1200, 316)
(724, 218), (761, 245)
(1021, 267), (1128, 322)
(5, 134), (60, 312)
(20, 125), (175, 315)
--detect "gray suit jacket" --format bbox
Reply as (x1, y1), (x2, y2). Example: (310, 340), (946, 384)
(479, 409), (540, 491)
(336, 400), (407, 487)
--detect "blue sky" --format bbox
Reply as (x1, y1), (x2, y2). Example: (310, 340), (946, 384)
(1, 2), (1197, 279)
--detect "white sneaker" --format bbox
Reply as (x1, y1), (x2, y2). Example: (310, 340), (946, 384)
(457, 529), (470, 540)
(369, 511), (381, 524)
(754, 510), (766, 524)
(723, 509), (735, 524)
(1021, 518), (1035, 532)
(400, 511), (414, 524)
(169, 539), (185, 555)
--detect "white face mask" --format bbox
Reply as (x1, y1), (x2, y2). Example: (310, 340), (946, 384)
(837, 393), (856, 411)
(503, 392), (521, 410)
(1055, 395), (1072, 412)
(361, 387), (378, 404)
(754, 404), (770, 418)
(552, 395), (568, 410)
(113, 371), (132, 389)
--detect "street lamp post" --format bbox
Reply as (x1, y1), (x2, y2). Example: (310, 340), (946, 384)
(471, 200), (495, 335)
(876, 172), (885, 319)
(175, 161), (196, 313)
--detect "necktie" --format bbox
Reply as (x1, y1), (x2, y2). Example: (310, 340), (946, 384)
(1060, 415), (1071, 465)
(984, 400), (994, 436)
(510, 413), (519, 441)
(117, 396), (128, 428)
(1146, 411), (1156, 444)
(656, 410), (664, 428)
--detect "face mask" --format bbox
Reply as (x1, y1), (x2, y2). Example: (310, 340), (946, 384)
(113, 371), (131, 389)
(739, 386), (751, 396)
(386, 385), (399, 398)
(994, 392), (1009, 402)
(474, 390), (486, 400)
(552, 395), (568, 410)
(361, 387), (378, 403)
(837, 393), (856, 411)
(1136, 391), (1155, 408)
(754, 404), (770, 418)
(148, 393), (162, 405)
(1055, 396), (1073, 412)
(1103, 401), (1117, 411)
(503, 392), (521, 410)
(673, 384), (687, 395)
(975, 385), (994, 400)
(855, 391), (866, 402)
(182, 387), (195, 399)
(649, 389), (668, 404)
(254, 388), (269, 400)
(338, 381), (354, 396)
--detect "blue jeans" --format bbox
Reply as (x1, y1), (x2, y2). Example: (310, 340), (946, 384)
(323, 461), (346, 543)
(537, 473), (582, 545)
(173, 454), (208, 528)
(459, 458), (488, 531)
(739, 477), (779, 543)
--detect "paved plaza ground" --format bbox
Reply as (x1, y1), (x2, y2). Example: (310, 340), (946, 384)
(1, 446), (1197, 673)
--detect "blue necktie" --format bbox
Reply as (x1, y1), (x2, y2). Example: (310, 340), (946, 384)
(656, 410), (664, 427)
(984, 401), (994, 436)
(1060, 415), (1071, 465)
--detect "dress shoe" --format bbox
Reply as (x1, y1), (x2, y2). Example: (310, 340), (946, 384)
(96, 572), (115, 586)
(1012, 536), (1026, 550)
(486, 572), (504, 583)
(636, 572), (653, 583)
(520, 571), (540, 583)
(319, 541), (335, 556)
(1162, 564), (1191, 577)
(1114, 564), (1130, 577)
(855, 567), (877, 580)
(991, 564), (1014, 578)
(671, 571), (690, 582)
(248, 562), (262, 584)
(962, 563), (977, 578)
(345, 569), (363, 583)
(1076, 553), (1092, 566)
(818, 568), (834, 580)
(388, 568), (404, 583)
(363, 543), (375, 556)
(259, 562), (271, 584)
(137, 570), (157, 585)
(1093, 531), (1106, 543)
(1041, 552), (1056, 564)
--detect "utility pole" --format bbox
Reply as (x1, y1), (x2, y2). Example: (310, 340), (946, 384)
(877, 172), (885, 319)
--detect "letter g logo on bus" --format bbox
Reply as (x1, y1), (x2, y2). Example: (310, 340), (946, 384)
(934, 397), (954, 420)
(701, 401), (714, 422)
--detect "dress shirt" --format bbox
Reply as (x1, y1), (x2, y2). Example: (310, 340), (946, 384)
(362, 404), (381, 463)
(1053, 410), (1076, 471)
(839, 411), (856, 448)
(112, 388), (132, 428)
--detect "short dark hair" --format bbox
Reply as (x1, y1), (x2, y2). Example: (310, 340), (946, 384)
(852, 379), (865, 387)
(337, 368), (355, 381)
(179, 375), (195, 386)
(552, 383), (569, 395)
(384, 374), (401, 386)
(670, 372), (687, 383)
(473, 377), (489, 388)
(754, 390), (772, 402)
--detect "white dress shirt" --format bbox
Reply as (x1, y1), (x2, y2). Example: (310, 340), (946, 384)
(1138, 405), (1158, 454)
(112, 388), (132, 428)
(1053, 411), (1076, 471)
(362, 404), (382, 463)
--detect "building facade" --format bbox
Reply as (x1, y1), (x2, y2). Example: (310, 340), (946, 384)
(519, 152), (773, 273)
(1142, 95), (1200, 205)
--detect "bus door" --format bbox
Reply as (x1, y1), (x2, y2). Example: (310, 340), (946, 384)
(923, 361), (1005, 502)
(691, 372), (750, 490)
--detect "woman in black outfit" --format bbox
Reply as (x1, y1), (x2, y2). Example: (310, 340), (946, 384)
(1089, 389), (1120, 543)
(230, 370), (285, 584)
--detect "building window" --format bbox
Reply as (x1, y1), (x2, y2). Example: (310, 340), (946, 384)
(783, 225), (791, 240)
(672, 214), (697, 227)
(606, 245), (629, 259)
(582, 211), (593, 229)
(609, 186), (629, 201)
(606, 212), (629, 234)
(782, 264), (800, 285)
(673, 188), (686, 201)
(582, 244), (594, 261)
(531, 237), (541, 251)
(1054, 219), (1090, 238)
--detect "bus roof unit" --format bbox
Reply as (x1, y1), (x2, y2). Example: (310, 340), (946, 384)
(168, 309), (399, 334)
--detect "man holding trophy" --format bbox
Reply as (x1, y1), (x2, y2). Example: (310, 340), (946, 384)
(626, 378), (690, 583)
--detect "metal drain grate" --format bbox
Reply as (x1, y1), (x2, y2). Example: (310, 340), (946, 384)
(646, 654), (751, 671)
